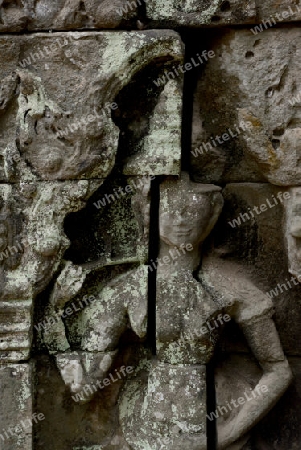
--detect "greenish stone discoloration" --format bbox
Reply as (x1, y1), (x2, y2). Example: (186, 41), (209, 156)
(146, 0), (257, 26)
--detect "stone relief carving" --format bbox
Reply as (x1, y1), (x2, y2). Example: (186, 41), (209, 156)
(0, 30), (183, 449)
(0, 0), (138, 31)
(119, 174), (292, 450)
(0, 5), (300, 450)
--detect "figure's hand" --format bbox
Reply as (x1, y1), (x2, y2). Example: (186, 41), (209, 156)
(49, 261), (89, 309)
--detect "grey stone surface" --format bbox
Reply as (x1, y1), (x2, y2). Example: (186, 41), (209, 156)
(216, 183), (301, 355)
(215, 356), (301, 450)
(146, 0), (301, 27)
(0, 0), (139, 32)
(0, 4), (300, 450)
(0, 28), (184, 448)
(0, 28), (183, 360)
(285, 187), (301, 280)
(0, 31), (183, 182)
(191, 28), (301, 186)
(0, 363), (33, 449)
(1, 0), (301, 31)
(146, 0), (257, 27)
(120, 175), (292, 450)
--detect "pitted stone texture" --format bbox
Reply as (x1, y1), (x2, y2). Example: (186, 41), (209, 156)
(0, 0), (138, 32)
(0, 31), (183, 181)
(146, 0), (256, 27)
(258, 1), (301, 24)
(120, 359), (207, 450)
(191, 28), (301, 186)
(0, 363), (33, 449)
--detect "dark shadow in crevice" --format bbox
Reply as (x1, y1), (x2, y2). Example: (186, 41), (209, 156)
(147, 176), (161, 355)
(112, 57), (174, 167)
(179, 29), (215, 173)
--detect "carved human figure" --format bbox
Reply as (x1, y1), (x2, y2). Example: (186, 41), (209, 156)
(120, 173), (292, 450)
(48, 264), (148, 403)
(40, 177), (151, 401)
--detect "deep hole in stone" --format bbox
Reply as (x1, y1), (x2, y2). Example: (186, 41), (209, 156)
(273, 128), (285, 136)
(272, 139), (280, 149)
(220, 1), (231, 12)
(79, 0), (86, 11)
(265, 87), (274, 97)
(245, 51), (254, 58)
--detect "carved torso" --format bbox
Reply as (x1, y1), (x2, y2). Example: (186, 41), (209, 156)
(157, 268), (221, 364)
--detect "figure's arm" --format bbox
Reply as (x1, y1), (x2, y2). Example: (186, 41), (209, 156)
(43, 261), (90, 353)
(218, 315), (292, 449)
(53, 266), (148, 403)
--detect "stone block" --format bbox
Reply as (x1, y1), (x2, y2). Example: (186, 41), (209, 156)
(0, 0), (139, 32)
(0, 31), (183, 182)
(0, 363), (33, 450)
(191, 28), (301, 186)
(146, 0), (257, 27)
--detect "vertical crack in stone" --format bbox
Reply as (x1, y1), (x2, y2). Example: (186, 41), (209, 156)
(147, 176), (160, 355)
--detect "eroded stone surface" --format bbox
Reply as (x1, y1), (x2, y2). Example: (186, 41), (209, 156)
(1, 0), (301, 31)
(0, 363), (33, 449)
(146, 0), (301, 27)
(0, 0), (138, 32)
(0, 29), (183, 361)
(0, 180), (97, 361)
(119, 174), (292, 450)
(0, 31), (183, 182)
(0, 9), (299, 450)
(191, 28), (301, 186)
(146, 0), (256, 27)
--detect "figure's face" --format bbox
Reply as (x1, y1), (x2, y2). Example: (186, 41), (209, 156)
(159, 197), (212, 247)
(159, 176), (223, 248)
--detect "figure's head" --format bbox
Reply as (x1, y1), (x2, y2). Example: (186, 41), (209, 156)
(159, 173), (224, 248)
